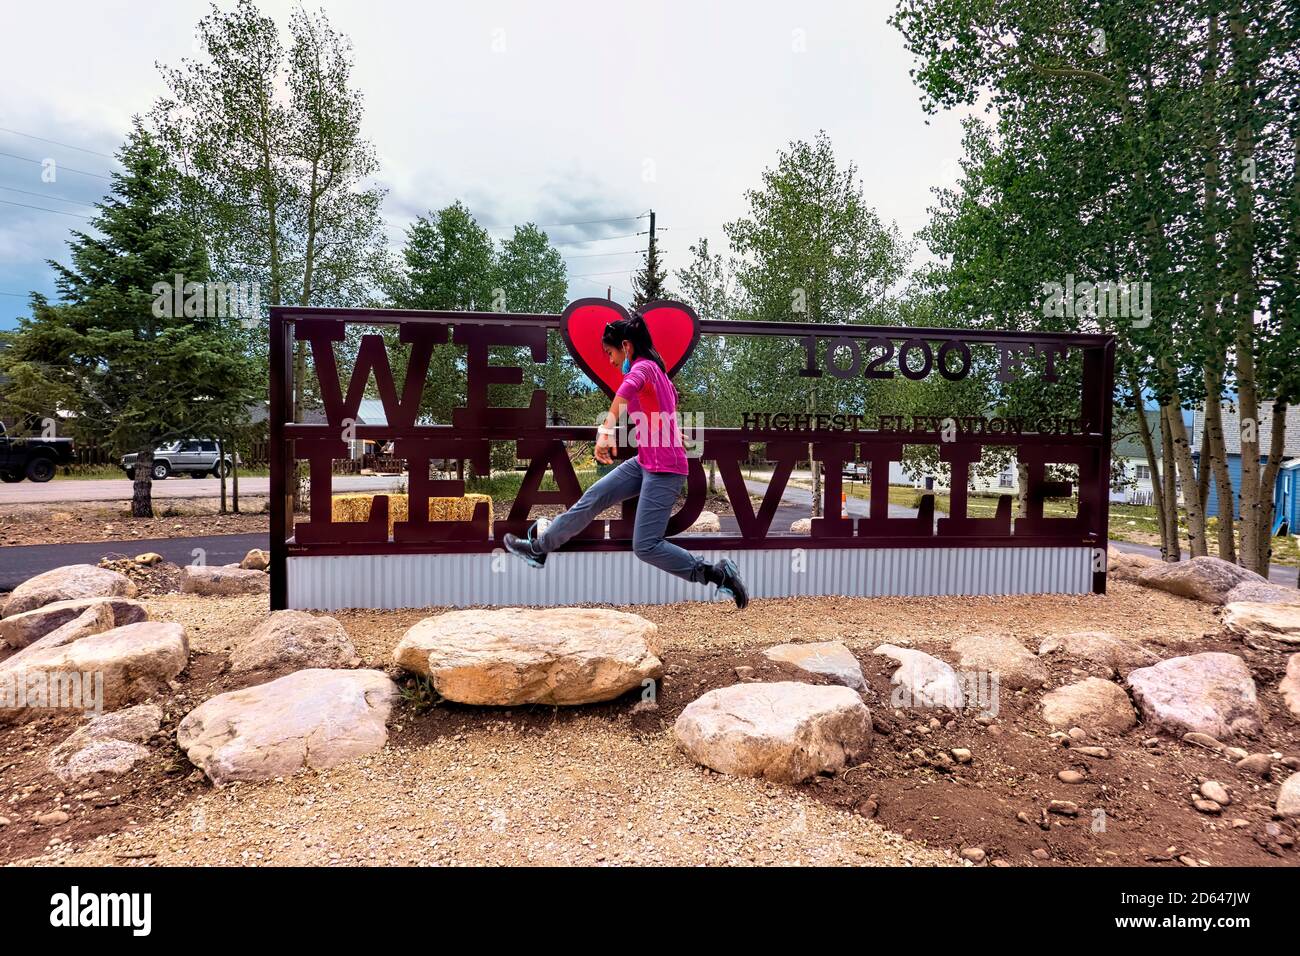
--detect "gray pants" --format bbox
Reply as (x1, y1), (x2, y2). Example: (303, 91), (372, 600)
(537, 457), (709, 583)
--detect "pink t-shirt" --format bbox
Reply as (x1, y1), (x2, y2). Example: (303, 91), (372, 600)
(615, 358), (689, 475)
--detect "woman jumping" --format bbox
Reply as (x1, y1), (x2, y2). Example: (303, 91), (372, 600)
(502, 312), (749, 609)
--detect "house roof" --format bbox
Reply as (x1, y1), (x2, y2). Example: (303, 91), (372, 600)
(1112, 409), (1163, 460)
(354, 399), (388, 427)
(1192, 404), (1300, 457)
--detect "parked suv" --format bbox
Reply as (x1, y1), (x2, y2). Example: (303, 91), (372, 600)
(121, 439), (235, 480)
(0, 423), (75, 483)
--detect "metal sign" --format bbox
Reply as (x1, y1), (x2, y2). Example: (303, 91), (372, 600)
(269, 300), (1115, 609)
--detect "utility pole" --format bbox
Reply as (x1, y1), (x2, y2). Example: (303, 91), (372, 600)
(648, 209), (656, 264)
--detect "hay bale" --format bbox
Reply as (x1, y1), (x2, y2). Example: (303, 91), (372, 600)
(330, 493), (492, 539)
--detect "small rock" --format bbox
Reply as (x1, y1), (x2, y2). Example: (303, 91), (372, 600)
(1031, 848), (1050, 860)
(1192, 798), (1222, 814)
(763, 640), (866, 690)
(952, 748), (972, 764)
(1183, 732), (1225, 751)
(872, 644), (964, 710)
(1041, 677), (1137, 732)
(230, 610), (357, 674)
(134, 552), (163, 566)
(960, 847), (986, 864)
(952, 634), (1048, 690)
(1200, 781), (1231, 806)
(1058, 769), (1086, 784)
(1048, 800), (1080, 816)
(35, 810), (69, 827)
(1071, 746), (1111, 759)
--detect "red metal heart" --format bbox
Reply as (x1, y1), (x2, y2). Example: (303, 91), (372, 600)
(559, 298), (701, 397)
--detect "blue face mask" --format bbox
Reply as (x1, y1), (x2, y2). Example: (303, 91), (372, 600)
(621, 354), (632, 374)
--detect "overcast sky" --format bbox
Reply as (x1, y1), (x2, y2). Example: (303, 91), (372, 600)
(0, 0), (970, 330)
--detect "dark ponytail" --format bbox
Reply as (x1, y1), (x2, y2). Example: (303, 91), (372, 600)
(602, 313), (667, 372)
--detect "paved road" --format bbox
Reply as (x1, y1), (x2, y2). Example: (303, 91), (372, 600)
(0, 533), (269, 590)
(0, 475), (407, 505)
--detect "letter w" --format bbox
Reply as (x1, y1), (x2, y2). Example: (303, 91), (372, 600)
(302, 322), (448, 429)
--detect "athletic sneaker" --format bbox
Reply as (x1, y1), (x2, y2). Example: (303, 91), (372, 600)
(707, 558), (749, 609)
(502, 518), (550, 569)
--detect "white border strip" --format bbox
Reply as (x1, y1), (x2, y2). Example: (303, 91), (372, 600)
(286, 546), (1094, 610)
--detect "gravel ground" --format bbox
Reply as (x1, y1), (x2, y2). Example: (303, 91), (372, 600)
(7, 580), (1228, 868)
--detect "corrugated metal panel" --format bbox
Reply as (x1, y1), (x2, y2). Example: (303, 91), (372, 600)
(286, 546), (1094, 610)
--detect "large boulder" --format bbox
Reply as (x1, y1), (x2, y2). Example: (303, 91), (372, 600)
(176, 669), (397, 788)
(1281, 655), (1300, 720)
(1, 564), (137, 618)
(0, 621), (188, 725)
(1278, 773), (1300, 818)
(1126, 652), (1261, 739)
(230, 610), (357, 674)
(180, 565), (270, 596)
(1137, 556), (1267, 605)
(1224, 581), (1300, 606)
(393, 608), (662, 705)
(1037, 631), (1160, 670)
(1222, 602), (1300, 645)
(3, 602), (116, 668)
(873, 644), (964, 710)
(239, 548), (270, 571)
(47, 703), (162, 783)
(673, 681), (871, 783)
(1040, 677), (1137, 732)
(1107, 547), (1163, 580)
(0, 596), (148, 649)
(951, 634), (1048, 690)
(763, 641), (865, 691)
(687, 511), (721, 534)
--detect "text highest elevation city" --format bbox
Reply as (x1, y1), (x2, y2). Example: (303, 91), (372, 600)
(268, 299), (1115, 610)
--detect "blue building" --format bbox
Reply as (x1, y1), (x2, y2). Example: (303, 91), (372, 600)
(1193, 404), (1300, 535)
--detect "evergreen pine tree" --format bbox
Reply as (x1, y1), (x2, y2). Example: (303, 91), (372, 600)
(0, 119), (257, 517)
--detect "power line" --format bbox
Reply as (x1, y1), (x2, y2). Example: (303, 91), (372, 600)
(484, 215), (643, 231)
(0, 127), (119, 161)
(0, 198), (92, 219)
(569, 275), (634, 298)
(562, 249), (647, 259)
(569, 268), (639, 279)
(553, 232), (641, 247)
(0, 291), (29, 297)
(0, 151), (114, 181)
(0, 185), (98, 208)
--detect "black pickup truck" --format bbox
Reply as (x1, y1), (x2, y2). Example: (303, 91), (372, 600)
(0, 424), (75, 482)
